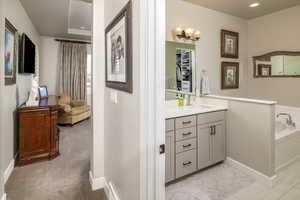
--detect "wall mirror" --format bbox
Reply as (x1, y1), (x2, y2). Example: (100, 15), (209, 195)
(253, 51), (300, 78)
(165, 41), (196, 98)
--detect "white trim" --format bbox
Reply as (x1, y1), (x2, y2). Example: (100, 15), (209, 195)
(104, 181), (120, 200)
(226, 157), (277, 188)
(206, 95), (277, 105)
(139, 0), (166, 200)
(89, 171), (105, 191)
(3, 159), (14, 184)
(1, 193), (6, 200)
(276, 154), (300, 172)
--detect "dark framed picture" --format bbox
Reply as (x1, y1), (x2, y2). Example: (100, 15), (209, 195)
(38, 86), (49, 99)
(221, 62), (239, 89)
(221, 29), (239, 59)
(5, 19), (18, 85)
(258, 64), (271, 77)
(105, 1), (132, 93)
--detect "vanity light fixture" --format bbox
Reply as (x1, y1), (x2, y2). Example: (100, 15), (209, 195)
(249, 2), (260, 8)
(175, 26), (201, 41)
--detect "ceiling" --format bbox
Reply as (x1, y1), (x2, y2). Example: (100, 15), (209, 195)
(20, 0), (92, 40)
(184, 0), (300, 19)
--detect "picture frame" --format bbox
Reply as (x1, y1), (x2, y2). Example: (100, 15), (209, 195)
(38, 86), (49, 99)
(5, 19), (18, 85)
(221, 62), (239, 89)
(105, 1), (132, 93)
(258, 64), (272, 77)
(221, 29), (239, 59)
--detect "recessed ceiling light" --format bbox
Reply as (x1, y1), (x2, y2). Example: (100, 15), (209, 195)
(249, 2), (260, 8)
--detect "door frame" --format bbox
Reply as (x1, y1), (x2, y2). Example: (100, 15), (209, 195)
(139, 0), (166, 199)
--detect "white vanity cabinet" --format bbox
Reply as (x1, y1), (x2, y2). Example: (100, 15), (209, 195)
(165, 119), (175, 183)
(165, 110), (226, 183)
(197, 113), (226, 169)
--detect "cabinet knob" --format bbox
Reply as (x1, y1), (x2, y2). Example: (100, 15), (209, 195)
(182, 120), (192, 125)
(183, 161), (192, 166)
(182, 132), (192, 136)
(182, 144), (192, 148)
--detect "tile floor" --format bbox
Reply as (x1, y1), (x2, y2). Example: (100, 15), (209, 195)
(166, 159), (300, 200)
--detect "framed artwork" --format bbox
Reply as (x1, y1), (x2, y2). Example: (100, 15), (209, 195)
(5, 19), (18, 85)
(221, 62), (239, 89)
(221, 29), (239, 59)
(105, 1), (132, 93)
(38, 86), (49, 99)
(258, 64), (272, 77)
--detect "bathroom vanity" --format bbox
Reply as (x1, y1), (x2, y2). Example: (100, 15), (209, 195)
(165, 104), (227, 183)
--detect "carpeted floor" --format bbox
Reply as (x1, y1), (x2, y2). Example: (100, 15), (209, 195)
(5, 120), (107, 200)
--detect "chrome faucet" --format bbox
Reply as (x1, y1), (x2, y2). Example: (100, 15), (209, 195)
(277, 113), (296, 127)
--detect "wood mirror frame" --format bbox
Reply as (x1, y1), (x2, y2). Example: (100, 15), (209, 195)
(253, 51), (300, 78)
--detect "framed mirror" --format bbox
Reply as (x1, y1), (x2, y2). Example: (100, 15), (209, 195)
(253, 51), (300, 78)
(165, 41), (196, 97)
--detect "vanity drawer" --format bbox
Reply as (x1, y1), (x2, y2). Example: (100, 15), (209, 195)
(176, 138), (197, 154)
(197, 111), (225, 125)
(175, 115), (196, 129)
(175, 127), (196, 141)
(175, 149), (197, 178)
(166, 119), (175, 132)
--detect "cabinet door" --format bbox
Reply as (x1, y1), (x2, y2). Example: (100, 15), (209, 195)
(165, 131), (175, 183)
(197, 124), (212, 169)
(212, 121), (226, 163)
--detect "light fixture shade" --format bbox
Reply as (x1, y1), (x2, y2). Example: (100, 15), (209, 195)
(175, 27), (183, 36)
(185, 28), (193, 38)
(193, 30), (201, 40)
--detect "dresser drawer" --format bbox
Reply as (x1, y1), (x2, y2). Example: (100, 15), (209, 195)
(175, 127), (196, 141)
(197, 111), (225, 125)
(175, 115), (196, 129)
(176, 149), (197, 178)
(176, 138), (197, 154)
(166, 119), (175, 132)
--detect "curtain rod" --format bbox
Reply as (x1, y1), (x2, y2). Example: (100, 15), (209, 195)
(54, 39), (91, 44)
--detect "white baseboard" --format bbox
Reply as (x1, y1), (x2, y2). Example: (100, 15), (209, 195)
(89, 171), (106, 191)
(3, 159), (15, 184)
(104, 181), (120, 200)
(1, 193), (7, 200)
(276, 154), (300, 172)
(226, 157), (277, 188)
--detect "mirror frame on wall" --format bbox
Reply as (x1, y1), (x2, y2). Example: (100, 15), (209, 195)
(253, 51), (300, 78)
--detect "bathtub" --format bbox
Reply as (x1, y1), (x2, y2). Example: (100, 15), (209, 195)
(275, 105), (300, 171)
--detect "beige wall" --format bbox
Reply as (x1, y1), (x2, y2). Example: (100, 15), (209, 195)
(0, 0), (5, 197)
(166, 0), (249, 97)
(39, 36), (60, 95)
(104, 0), (141, 199)
(1, 0), (41, 180)
(247, 5), (300, 107)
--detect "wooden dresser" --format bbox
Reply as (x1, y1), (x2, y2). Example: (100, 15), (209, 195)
(18, 96), (60, 166)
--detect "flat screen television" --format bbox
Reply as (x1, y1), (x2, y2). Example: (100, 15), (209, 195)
(20, 34), (36, 74)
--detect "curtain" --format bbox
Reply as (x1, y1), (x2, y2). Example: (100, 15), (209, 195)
(59, 42), (87, 100)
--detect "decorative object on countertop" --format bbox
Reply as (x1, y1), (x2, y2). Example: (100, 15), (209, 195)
(176, 96), (185, 107)
(253, 51), (300, 78)
(221, 62), (239, 89)
(174, 26), (201, 41)
(4, 19), (18, 85)
(38, 85), (49, 100)
(221, 29), (239, 59)
(26, 76), (39, 106)
(200, 70), (211, 96)
(105, 1), (132, 93)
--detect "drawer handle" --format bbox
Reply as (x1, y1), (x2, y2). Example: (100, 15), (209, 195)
(182, 144), (192, 148)
(182, 120), (192, 125)
(182, 132), (192, 136)
(183, 161), (192, 166)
